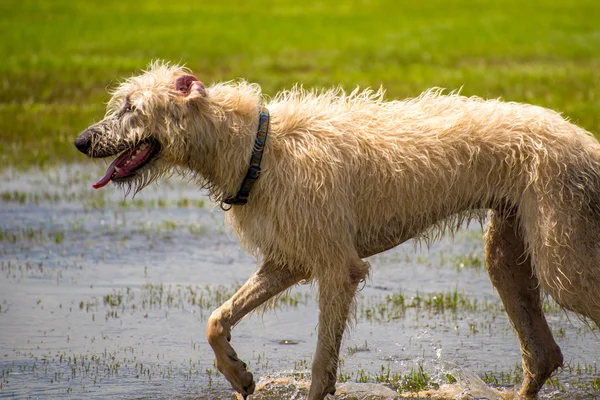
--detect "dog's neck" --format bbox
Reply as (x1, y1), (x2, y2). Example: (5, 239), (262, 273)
(186, 82), (265, 204)
(221, 106), (269, 208)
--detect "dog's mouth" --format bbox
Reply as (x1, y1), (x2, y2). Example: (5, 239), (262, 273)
(93, 139), (161, 189)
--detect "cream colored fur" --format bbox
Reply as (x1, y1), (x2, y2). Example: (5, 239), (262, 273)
(78, 61), (600, 399)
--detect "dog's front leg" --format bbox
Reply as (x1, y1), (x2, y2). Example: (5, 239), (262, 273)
(308, 258), (369, 400)
(207, 261), (305, 397)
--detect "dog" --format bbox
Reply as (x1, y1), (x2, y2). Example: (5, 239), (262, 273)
(75, 61), (600, 399)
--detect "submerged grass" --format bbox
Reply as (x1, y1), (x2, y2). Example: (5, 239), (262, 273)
(1, 0), (599, 170)
(0, 189), (205, 209)
(337, 362), (446, 395)
(360, 288), (502, 322)
(93, 283), (310, 321)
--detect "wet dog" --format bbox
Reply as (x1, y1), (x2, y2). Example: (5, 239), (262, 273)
(75, 62), (600, 399)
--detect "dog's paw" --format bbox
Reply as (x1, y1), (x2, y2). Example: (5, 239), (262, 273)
(240, 370), (255, 396)
(231, 367), (255, 396)
(217, 352), (255, 396)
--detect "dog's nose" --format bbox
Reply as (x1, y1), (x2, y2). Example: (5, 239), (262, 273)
(74, 133), (91, 154)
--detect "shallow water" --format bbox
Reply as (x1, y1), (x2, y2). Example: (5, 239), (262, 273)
(0, 166), (598, 399)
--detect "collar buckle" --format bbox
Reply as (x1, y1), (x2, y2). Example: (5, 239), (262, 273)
(247, 165), (261, 179)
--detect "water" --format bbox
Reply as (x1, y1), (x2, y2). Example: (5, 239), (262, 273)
(0, 166), (598, 399)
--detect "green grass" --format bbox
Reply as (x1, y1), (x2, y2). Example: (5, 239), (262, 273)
(1, 0), (599, 169)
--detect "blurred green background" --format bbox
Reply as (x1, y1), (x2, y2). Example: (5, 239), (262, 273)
(1, 0), (599, 169)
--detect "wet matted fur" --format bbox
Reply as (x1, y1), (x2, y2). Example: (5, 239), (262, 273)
(75, 62), (600, 399)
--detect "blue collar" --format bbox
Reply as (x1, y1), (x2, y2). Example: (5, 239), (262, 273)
(222, 106), (270, 208)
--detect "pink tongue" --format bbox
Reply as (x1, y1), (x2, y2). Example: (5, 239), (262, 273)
(93, 153), (127, 189)
(92, 144), (155, 189)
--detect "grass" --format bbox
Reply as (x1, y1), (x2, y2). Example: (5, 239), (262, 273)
(338, 362), (442, 393)
(1, 0), (599, 169)
(360, 288), (501, 322)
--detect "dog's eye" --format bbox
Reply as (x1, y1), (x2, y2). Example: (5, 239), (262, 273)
(125, 104), (136, 112)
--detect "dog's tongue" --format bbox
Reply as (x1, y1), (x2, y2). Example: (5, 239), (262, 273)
(92, 142), (155, 189)
(93, 156), (123, 189)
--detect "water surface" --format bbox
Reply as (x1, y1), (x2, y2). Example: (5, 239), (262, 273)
(1, 166), (598, 399)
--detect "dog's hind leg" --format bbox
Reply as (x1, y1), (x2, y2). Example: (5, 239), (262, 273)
(206, 261), (306, 397)
(484, 211), (563, 398)
(308, 257), (369, 400)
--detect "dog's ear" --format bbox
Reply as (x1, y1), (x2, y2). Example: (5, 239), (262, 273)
(175, 74), (206, 98)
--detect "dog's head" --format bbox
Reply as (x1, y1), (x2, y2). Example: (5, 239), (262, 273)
(74, 62), (209, 192)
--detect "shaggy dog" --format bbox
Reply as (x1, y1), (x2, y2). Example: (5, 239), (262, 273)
(75, 62), (600, 399)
